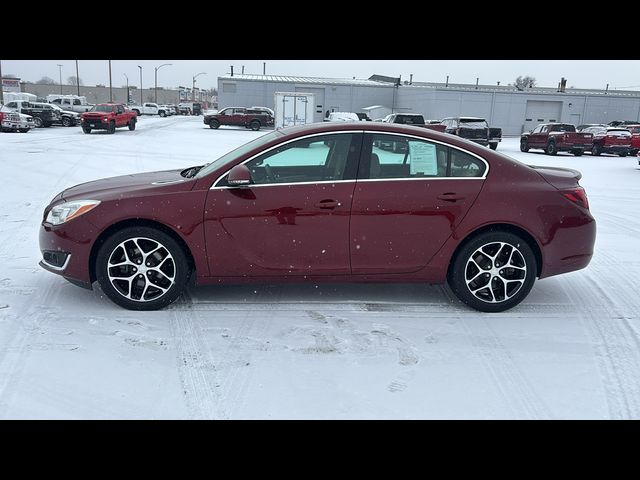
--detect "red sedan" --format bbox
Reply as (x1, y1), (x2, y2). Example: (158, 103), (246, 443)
(39, 123), (596, 312)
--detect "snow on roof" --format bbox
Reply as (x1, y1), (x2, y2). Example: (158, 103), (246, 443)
(219, 74), (394, 87)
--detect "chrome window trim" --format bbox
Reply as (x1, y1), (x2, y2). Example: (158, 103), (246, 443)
(209, 129), (490, 190)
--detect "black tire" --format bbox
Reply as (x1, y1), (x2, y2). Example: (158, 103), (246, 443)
(545, 141), (557, 156)
(489, 142), (498, 150)
(520, 138), (530, 152)
(82, 126), (92, 134)
(210, 119), (220, 129)
(133, 109), (141, 116)
(33, 117), (43, 128)
(108, 121), (116, 134)
(250, 120), (261, 131)
(62, 117), (72, 127)
(128, 119), (136, 131)
(159, 111), (166, 117)
(95, 226), (191, 311)
(573, 150), (583, 157)
(592, 144), (602, 156)
(18, 128), (30, 133)
(448, 230), (537, 313)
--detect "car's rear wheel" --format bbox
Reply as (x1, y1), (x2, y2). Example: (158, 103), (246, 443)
(128, 119), (136, 131)
(250, 120), (261, 131)
(95, 227), (191, 311)
(210, 119), (220, 129)
(82, 126), (91, 134)
(545, 141), (557, 155)
(159, 111), (166, 117)
(592, 144), (602, 156)
(520, 139), (530, 152)
(448, 231), (537, 313)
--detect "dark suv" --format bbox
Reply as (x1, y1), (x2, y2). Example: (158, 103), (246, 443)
(204, 107), (274, 131)
(441, 116), (502, 150)
(5, 100), (60, 128)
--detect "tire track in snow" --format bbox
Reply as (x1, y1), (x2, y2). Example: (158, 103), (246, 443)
(461, 317), (552, 419)
(562, 273), (640, 419)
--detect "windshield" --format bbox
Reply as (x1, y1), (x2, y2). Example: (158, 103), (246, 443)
(91, 105), (114, 112)
(195, 130), (283, 179)
(549, 124), (576, 132)
(460, 119), (488, 128)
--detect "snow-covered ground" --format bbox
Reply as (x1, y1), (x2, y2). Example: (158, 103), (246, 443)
(1, 115), (639, 419)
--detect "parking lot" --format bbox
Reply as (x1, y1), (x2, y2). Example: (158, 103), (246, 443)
(1, 115), (639, 419)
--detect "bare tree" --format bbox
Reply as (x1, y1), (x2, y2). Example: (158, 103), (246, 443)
(514, 75), (536, 90)
(36, 76), (57, 85)
(67, 76), (83, 86)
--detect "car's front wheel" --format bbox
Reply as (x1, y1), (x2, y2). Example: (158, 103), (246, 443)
(520, 139), (529, 152)
(210, 119), (220, 129)
(82, 126), (91, 134)
(448, 231), (537, 313)
(95, 226), (191, 310)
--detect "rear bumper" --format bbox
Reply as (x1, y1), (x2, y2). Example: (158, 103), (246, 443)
(601, 145), (630, 155)
(558, 144), (590, 152)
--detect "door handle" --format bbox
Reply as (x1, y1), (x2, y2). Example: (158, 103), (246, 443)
(437, 193), (465, 202)
(315, 199), (341, 209)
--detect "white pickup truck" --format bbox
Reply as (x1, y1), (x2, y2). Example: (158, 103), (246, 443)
(129, 103), (170, 117)
(46, 95), (94, 113)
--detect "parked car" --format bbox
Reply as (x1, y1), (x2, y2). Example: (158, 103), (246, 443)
(5, 100), (60, 127)
(47, 95), (94, 113)
(159, 105), (176, 116)
(0, 105), (34, 132)
(580, 126), (632, 156)
(324, 112), (361, 122)
(38, 122), (595, 313)
(203, 107), (274, 130)
(42, 103), (81, 127)
(623, 124), (640, 155)
(384, 113), (447, 133)
(129, 103), (170, 117)
(80, 103), (138, 134)
(178, 102), (203, 115)
(576, 124), (606, 132)
(607, 120), (638, 127)
(441, 117), (501, 150)
(520, 123), (593, 156)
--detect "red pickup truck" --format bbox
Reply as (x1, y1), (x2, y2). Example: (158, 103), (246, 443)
(204, 107), (274, 131)
(520, 123), (593, 156)
(81, 103), (138, 134)
(624, 124), (640, 155)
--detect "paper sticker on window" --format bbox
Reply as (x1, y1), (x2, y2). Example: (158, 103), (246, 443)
(408, 141), (437, 176)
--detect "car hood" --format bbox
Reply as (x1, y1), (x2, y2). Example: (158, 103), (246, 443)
(59, 169), (194, 202)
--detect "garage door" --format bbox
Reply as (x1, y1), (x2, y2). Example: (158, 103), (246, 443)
(523, 101), (563, 133)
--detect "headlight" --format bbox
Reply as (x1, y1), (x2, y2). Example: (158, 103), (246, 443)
(46, 200), (101, 225)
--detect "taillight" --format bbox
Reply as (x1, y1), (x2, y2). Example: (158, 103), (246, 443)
(0, 112), (4, 121)
(562, 187), (589, 209)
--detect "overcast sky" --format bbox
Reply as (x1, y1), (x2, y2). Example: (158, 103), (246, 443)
(3, 60), (640, 91)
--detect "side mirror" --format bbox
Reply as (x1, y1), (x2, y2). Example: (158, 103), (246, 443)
(227, 164), (252, 186)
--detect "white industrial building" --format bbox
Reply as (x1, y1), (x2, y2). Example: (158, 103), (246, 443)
(218, 74), (640, 136)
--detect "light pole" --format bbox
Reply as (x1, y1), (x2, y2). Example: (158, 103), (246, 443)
(0, 59), (4, 105)
(154, 63), (172, 104)
(137, 65), (143, 106)
(57, 64), (63, 94)
(124, 74), (129, 104)
(192, 72), (206, 101)
(108, 60), (113, 102)
(75, 60), (80, 96)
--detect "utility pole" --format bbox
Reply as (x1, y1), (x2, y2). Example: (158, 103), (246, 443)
(154, 63), (172, 104)
(192, 72), (206, 101)
(57, 64), (63, 94)
(108, 60), (113, 102)
(75, 60), (80, 96)
(137, 65), (143, 106)
(124, 74), (129, 104)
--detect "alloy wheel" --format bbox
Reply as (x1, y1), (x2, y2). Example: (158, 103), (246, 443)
(464, 241), (527, 304)
(107, 237), (176, 302)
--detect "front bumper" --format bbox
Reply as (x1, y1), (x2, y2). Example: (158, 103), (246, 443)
(82, 119), (110, 130)
(39, 216), (99, 288)
(1, 119), (32, 130)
